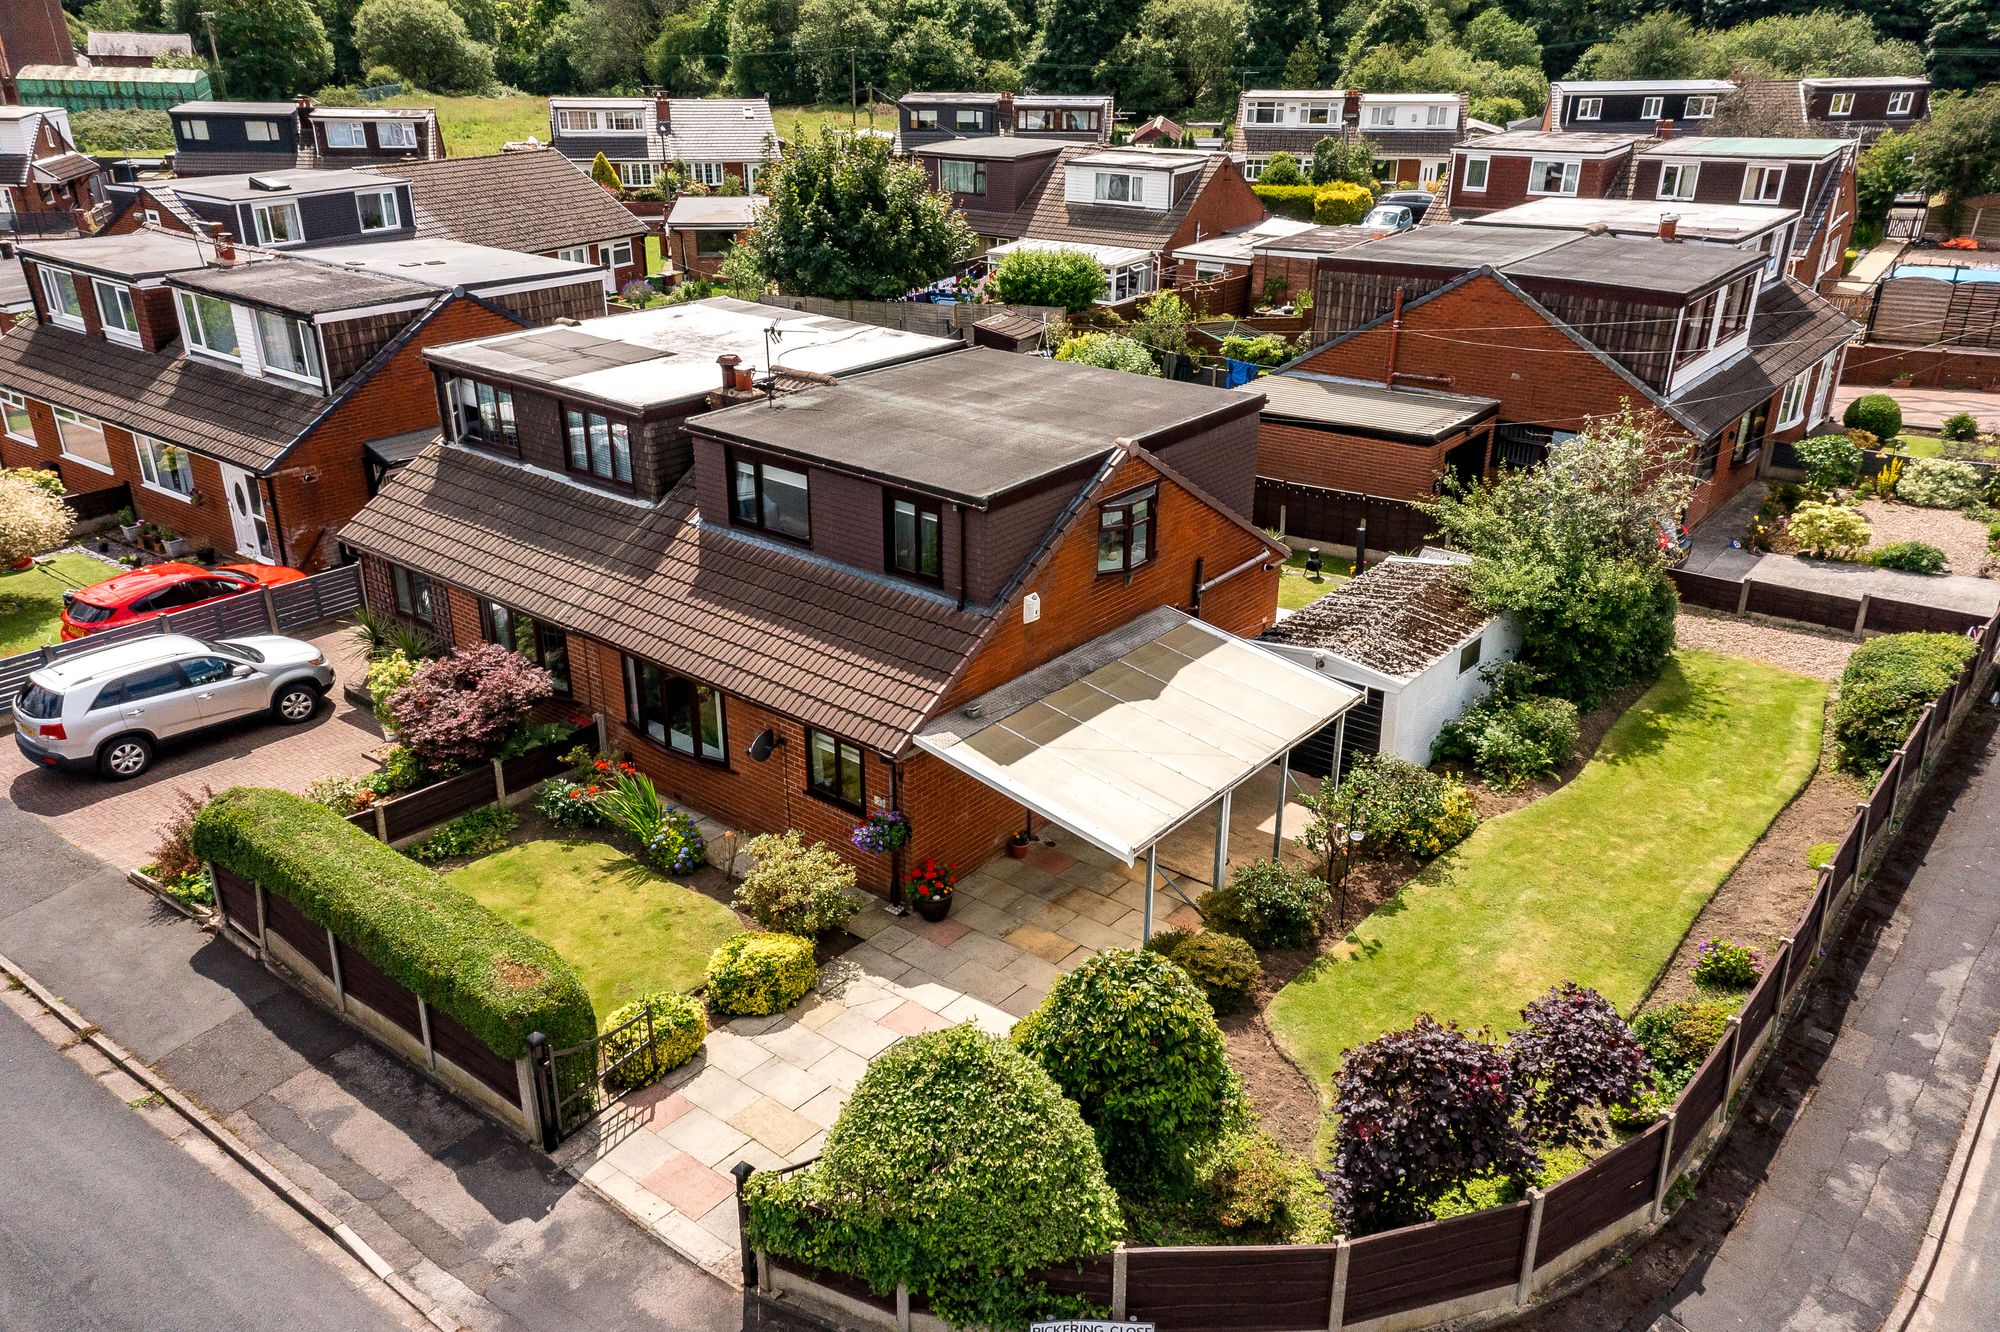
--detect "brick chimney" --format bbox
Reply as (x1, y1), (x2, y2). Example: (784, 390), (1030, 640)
(718, 353), (744, 391)
(206, 222), (237, 264)
(655, 95), (672, 131)
(1343, 90), (1363, 124)
(1656, 118), (1674, 140)
(1659, 213), (1679, 242)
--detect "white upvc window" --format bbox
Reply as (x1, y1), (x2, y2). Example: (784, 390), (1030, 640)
(93, 279), (139, 345)
(1887, 91), (1915, 115)
(325, 121), (367, 149)
(1094, 171), (1144, 204)
(39, 267), (83, 329)
(556, 245), (593, 264)
(616, 160), (656, 188)
(1573, 97), (1603, 121)
(255, 310), (322, 387)
(245, 119), (280, 142)
(180, 118), (209, 141)
(2, 390), (34, 444)
(1641, 96), (1664, 119)
(1528, 158), (1581, 196)
(1242, 158), (1264, 182)
(1461, 155), (1489, 192)
(177, 290), (240, 360)
(687, 161), (726, 187)
(1755, 222), (1793, 280)
(1302, 103), (1335, 125)
(136, 435), (196, 499)
(1685, 95), (1718, 119)
(251, 200), (303, 245)
(1776, 371), (1810, 429)
(1368, 106), (1395, 127)
(1658, 162), (1698, 201)
(1828, 93), (1855, 117)
(1427, 104), (1449, 126)
(1812, 350), (1840, 422)
(1105, 260), (1155, 304)
(1246, 101), (1280, 125)
(606, 239), (634, 268)
(378, 120), (418, 149)
(53, 408), (111, 473)
(356, 188), (400, 232)
(1742, 163), (1786, 203)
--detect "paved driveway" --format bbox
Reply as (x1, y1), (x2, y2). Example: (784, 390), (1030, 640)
(1, 621), (382, 869)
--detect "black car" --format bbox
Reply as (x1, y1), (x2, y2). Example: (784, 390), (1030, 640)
(1376, 189), (1437, 218)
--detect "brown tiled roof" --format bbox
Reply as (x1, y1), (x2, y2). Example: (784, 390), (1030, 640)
(1730, 81), (1809, 136)
(375, 147), (641, 253)
(339, 446), (991, 753)
(0, 317), (326, 470)
(1010, 147), (1224, 253)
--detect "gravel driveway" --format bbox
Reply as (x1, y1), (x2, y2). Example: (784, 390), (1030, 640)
(1859, 499), (1993, 577)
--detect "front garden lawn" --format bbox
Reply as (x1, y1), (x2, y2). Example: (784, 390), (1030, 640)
(1269, 650), (1825, 1088)
(450, 838), (740, 1025)
(0, 552), (116, 657)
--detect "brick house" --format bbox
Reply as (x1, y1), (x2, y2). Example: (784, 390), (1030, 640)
(340, 325), (1282, 895)
(894, 91), (1112, 154)
(1259, 223), (1858, 534)
(664, 195), (763, 281)
(1229, 89), (1353, 181)
(1, 106), (106, 238)
(547, 96), (776, 192)
(1352, 93), (1470, 188)
(1440, 131), (1653, 220)
(0, 229), (604, 568)
(1734, 77), (1930, 144)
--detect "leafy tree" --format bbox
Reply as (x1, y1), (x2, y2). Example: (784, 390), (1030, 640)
(1259, 150), (1305, 186)
(588, 151), (620, 191)
(890, 17), (986, 91)
(1013, 950), (1242, 1189)
(991, 248), (1107, 310)
(1029, 0), (1148, 89)
(1471, 94), (1527, 125)
(0, 475), (73, 568)
(1927, 0), (2000, 90)
(1311, 134), (1376, 186)
(1419, 411), (1694, 707)
(1126, 289), (1194, 356)
(1856, 130), (1918, 229)
(1507, 983), (1649, 1151)
(1345, 0), (1432, 61)
(175, 0), (333, 98)
(1096, 31), (1184, 112)
(385, 642), (553, 770)
(1570, 10), (1706, 81)
(1242, 0), (1320, 83)
(1908, 88), (2000, 224)
(1054, 332), (1160, 374)
(353, 0), (494, 92)
(1282, 35), (1324, 85)
(1708, 11), (1922, 79)
(1345, 42), (1548, 117)
(1462, 7), (1541, 68)
(749, 128), (972, 300)
(639, 0), (728, 93)
(726, 0), (808, 101)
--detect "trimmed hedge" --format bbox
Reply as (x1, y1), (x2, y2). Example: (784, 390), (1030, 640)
(601, 992), (706, 1090)
(706, 931), (816, 1015)
(1832, 632), (1979, 777)
(192, 788), (595, 1060)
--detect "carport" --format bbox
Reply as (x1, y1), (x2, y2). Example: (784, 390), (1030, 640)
(914, 608), (1362, 939)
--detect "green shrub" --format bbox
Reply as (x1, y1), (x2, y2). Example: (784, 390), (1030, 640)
(600, 770), (705, 874)
(1871, 540), (1948, 574)
(1843, 393), (1903, 441)
(366, 650), (417, 730)
(1433, 687), (1580, 791)
(408, 804), (516, 863)
(1251, 183), (1321, 221)
(1788, 500), (1871, 557)
(1630, 997), (1736, 1095)
(705, 931), (816, 1016)
(379, 744), (426, 793)
(1941, 411), (1982, 442)
(990, 247), (1107, 311)
(1150, 930), (1262, 1013)
(736, 830), (860, 936)
(1833, 632), (1979, 776)
(1257, 152), (1304, 185)
(1217, 332), (1295, 365)
(1198, 1128), (1335, 1242)
(600, 992), (706, 1090)
(1013, 950), (1241, 1189)
(1312, 180), (1373, 225)
(534, 776), (614, 827)
(1794, 433), (1864, 490)
(1197, 858), (1328, 949)
(1895, 457), (1984, 510)
(744, 1025), (1121, 1328)
(1053, 332), (1158, 375)
(306, 773), (375, 817)
(1313, 754), (1480, 860)
(191, 789), (595, 1059)
(1690, 938), (1763, 991)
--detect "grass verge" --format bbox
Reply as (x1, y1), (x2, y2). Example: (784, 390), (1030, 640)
(1268, 649), (1826, 1087)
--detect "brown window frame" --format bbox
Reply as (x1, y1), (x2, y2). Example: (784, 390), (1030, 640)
(443, 375), (519, 457)
(804, 727), (865, 812)
(1096, 483), (1158, 576)
(885, 491), (944, 584)
(623, 655), (729, 765)
(480, 599), (571, 697)
(389, 563), (436, 624)
(562, 402), (635, 489)
(727, 449), (813, 545)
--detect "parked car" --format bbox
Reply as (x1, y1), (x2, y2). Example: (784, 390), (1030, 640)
(59, 561), (306, 641)
(1361, 204), (1418, 235)
(1377, 189), (1437, 219)
(15, 633), (334, 779)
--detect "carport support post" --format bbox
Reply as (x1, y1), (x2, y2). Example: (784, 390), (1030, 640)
(1212, 788), (1232, 893)
(1272, 750), (1290, 859)
(1330, 714), (1347, 789)
(1142, 847), (1156, 943)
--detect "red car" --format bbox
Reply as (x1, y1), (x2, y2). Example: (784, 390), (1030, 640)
(60, 562), (306, 640)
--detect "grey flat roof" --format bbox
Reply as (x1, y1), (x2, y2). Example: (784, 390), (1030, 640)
(1646, 137), (1848, 160)
(171, 168), (397, 201)
(1244, 374), (1496, 440)
(1468, 198), (1795, 241)
(1013, 94), (1113, 107)
(1071, 147), (1209, 169)
(308, 107), (433, 119)
(690, 346), (1260, 506)
(1802, 76), (1929, 88)
(1503, 232), (1764, 293)
(1330, 225), (1580, 270)
(169, 256), (432, 316)
(18, 230), (217, 280)
(666, 195), (765, 227)
(172, 101), (298, 116)
(900, 91), (1003, 105)
(1459, 130), (1649, 154)
(913, 136), (1068, 160)
(291, 239), (596, 290)
(1249, 224), (1377, 255)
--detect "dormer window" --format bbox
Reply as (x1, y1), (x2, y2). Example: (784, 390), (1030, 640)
(1247, 102), (1280, 125)
(1302, 104), (1335, 125)
(1685, 96), (1717, 119)
(357, 188), (400, 232)
(911, 109), (940, 130)
(1094, 172), (1143, 204)
(325, 121), (366, 149)
(1368, 106), (1395, 127)
(954, 109), (984, 131)
(445, 376), (516, 453)
(1427, 105), (1449, 126)
(178, 290), (240, 360)
(38, 268), (83, 329)
(255, 310), (323, 386)
(565, 406), (633, 486)
(93, 279), (139, 345)
(251, 200), (302, 245)
(1529, 159), (1581, 196)
(1828, 93), (1855, 117)
(1641, 96), (1664, 119)
(729, 452), (809, 541)
(1887, 91), (1915, 115)
(378, 120), (418, 149)
(1742, 164), (1785, 203)
(1573, 98), (1603, 121)
(940, 159), (986, 195)
(180, 118), (209, 141)
(556, 108), (644, 132)
(245, 120), (281, 142)
(1658, 162), (1698, 200)
(887, 493), (942, 582)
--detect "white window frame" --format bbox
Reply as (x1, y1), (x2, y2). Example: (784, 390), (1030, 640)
(1104, 259), (1156, 304)
(355, 188), (400, 233)
(92, 279), (139, 345)
(1742, 163), (1786, 204)
(1247, 102), (1280, 126)
(1528, 158), (1581, 197)
(245, 119), (280, 142)
(1812, 350), (1840, 423)
(1573, 97), (1603, 121)
(377, 120), (418, 150)
(556, 245), (593, 264)
(135, 434), (196, 500)
(745, 162), (761, 190)
(53, 408), (112, 474)
(1427, 105), (1449, 127)
(177, 290), (240, 362)
(181, 118), (209, 142)
(1302, 103), (1335, 126)
(1658, 161), (1698, 201)
(605, 239), (633, 269)
(687, 161), (725, 187)
(251, 200), (303, 245)
(616, 160), (656, 188)
(1242, 158), (1264, 182)
(1094, 172), (1144, 204)
(324, 121), (367, 149)
(39, 267), (83, 330)
(1775, 372), (1809, 429)
(1, 390), (34, 444)
(1685, 96), (1718, 120)
(254, 309), (323, 388)
(1828, 93), (1855, 117)
(1641, 96), (1664, 120)
(1461, 155), (1489, 192)
(1368, 106), (1396, 127)
(1887, 91), (1915, 116)
(1192, 262), (1228, 283)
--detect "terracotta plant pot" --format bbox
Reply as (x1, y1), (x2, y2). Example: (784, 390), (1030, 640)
(914, 894), (952, 923)
(1007, 835), (1032, 859)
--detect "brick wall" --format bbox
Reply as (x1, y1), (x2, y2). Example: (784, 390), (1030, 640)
(1257, 421), (1452, 502)
(1169, 157), (1269, 254)
(1252, 252), (1319, 307)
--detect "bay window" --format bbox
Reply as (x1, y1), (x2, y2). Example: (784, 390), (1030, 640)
(625, 657), (725, 761)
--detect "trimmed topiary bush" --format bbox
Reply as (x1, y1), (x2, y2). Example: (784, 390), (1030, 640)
(705, 931), (816, 1015)
(1197, 858), (1328, 949)
(1843, 393), (1903, 441)
(192, 788), (595, 1060)
(1312, 180), (1373, 225)
(1198, 1128), (1335, 1242)
(1833, 632), (1980, 776)
(1148, 930), (1263, 1014)
(601, 991), (706, 1090)
(1894, 457), (1983, 510)
(735, 830), (859, 936)
(1013, 949), (1241, 1189)
(1871, 540), (1948, 574)
(744, 1024), (1122, 1328)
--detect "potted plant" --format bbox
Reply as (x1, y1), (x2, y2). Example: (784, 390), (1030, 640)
(906, 857), (959, 922)
(1007, 829), (1033, 859)
(851, 809), (910, 855)
(159, 526), (189, 558)
(116, 507), (142, 542)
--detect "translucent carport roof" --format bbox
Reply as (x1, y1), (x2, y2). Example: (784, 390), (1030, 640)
(914, 609), (1362, 867)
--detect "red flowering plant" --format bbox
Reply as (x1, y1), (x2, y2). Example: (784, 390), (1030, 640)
(906, 857), (959, 902)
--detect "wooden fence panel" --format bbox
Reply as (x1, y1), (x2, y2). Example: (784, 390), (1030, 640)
(213, 864), (258, 937)
(382, 767), (495, 841)
(781, 1260), (898, 1314)
(1253, 478), (1432, 553)
(1831, 819), (1862, 901)
(1735, 954), (1785, 1073)
(1126, 1246), (1335, 1331)
(1535, 1126), (1665, 1262)
(1867, 759), (1900, 841)
(1342, 1202), (1529, 1324)
(1667, 567), (1741, 612)
(1670, 1045), (1731, 1172)
(500, 729), (587, 790)
(334, 937), (423, 1039)
(1791, 880), (1829, 989)
(1743, 581), (1860, 632)
(1863, 596), (1986, 637)
(1030, 1254), (1114, 1304)
(426, 1005), (517, 1099)
(264, 889), (330, 976)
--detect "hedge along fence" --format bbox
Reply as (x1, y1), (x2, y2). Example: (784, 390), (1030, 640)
(195, 788), (596, 1138)
(746, 616), (2000, 1332)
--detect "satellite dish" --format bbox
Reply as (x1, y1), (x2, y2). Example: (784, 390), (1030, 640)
(747, 729), (780, 762)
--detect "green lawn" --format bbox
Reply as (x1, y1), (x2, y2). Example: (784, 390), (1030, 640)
(1268, 650), (1826, 1088)
(1277, 551), (1355, 611)
(0, 553), (117, 657)
(384, 96), (893, 160)
(450, 838), (741, 1026)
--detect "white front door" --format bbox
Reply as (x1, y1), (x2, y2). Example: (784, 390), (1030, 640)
(219, 463), (273, 560)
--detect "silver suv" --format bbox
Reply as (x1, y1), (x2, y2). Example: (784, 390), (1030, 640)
(14, 634), (335, 779)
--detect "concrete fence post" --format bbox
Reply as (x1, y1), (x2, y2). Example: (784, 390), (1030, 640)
(418, 997), (436, 1071)
(327, 929), (346, 1012)
(1516, 1187), (1546, 1304)
(1854, 801), (1872, 865)
(515, 1054), (542, 1146)
(261, 584), (280, 633)
(1326, 1237), (1350, 1331)
(1723, 1015), (1744, 1100)
(594, 710), (608, 754)
(1775, 936), (1794, 1002)
(895, 1283), (911, 1332)
(253, 881), (268, 959)
(1734, 579), (1751, 615)
(492, 757), (507, 803)
(1852, 593), (1870, 639)
(1653, 1112), (1678, 1221)
(1111, 1245), (1128, 1320)
(373, 802), (389, 844)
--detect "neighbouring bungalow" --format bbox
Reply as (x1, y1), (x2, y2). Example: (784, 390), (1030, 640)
(1735, 76), (1931, 143)
(894, 90), (1112, 154)
(664, 194), (765, 281)
(165, 99), (445, 178)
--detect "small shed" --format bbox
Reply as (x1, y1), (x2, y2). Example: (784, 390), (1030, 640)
(970, 312), (1049, 353)
(1259, 554), (1519, 773)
